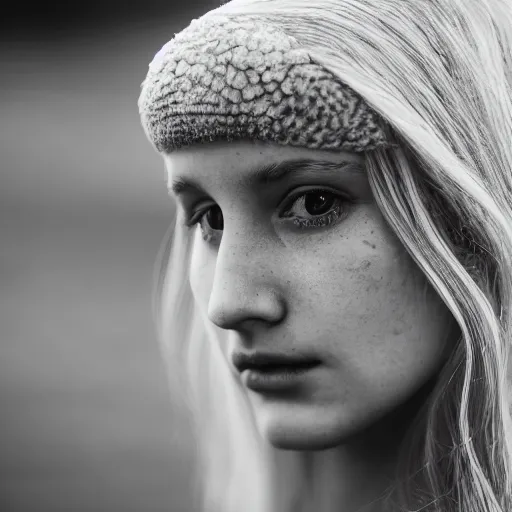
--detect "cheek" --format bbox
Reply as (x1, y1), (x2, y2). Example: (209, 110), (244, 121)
(341, 257), (451, 375)
(326, 265), (452, 424)
(360, 244), (450, 375)
(291, 208), (454, 401)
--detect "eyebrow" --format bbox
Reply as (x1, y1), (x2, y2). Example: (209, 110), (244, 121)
(169, 157), (365, 197)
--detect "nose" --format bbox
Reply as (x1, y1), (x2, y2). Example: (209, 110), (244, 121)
(207, 233), (287, 332)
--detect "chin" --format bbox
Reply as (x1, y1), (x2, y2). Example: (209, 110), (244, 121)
(267, 431), (345, 451)
(255, 407), (356, 451)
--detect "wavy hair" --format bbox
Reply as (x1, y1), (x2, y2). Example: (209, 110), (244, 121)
(147, 1), (512, 511)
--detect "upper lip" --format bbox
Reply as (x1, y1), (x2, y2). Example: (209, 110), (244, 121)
(232, 351), (321, 373)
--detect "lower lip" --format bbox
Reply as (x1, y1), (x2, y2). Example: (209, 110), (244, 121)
(242, 363), (320, 392)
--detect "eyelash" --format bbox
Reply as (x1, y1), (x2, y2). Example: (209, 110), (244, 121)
(182, 188), (351, 243)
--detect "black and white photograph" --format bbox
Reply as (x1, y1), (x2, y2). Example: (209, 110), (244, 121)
(2, 1), (512, 511)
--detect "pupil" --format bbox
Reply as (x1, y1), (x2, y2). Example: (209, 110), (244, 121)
(305, 192), (333, 215)
(206, 206), (224, 230)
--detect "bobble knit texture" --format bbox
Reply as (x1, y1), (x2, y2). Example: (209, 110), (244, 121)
(138, 15), (395, 153)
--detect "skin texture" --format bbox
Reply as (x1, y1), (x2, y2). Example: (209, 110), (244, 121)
(164, 139), (458, 510)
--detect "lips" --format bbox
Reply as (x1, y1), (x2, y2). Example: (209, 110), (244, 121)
(231, 351), (321, 374)
(232, 351), (322, 393)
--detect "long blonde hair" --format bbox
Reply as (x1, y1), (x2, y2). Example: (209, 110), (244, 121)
(149, 1), (512, 511)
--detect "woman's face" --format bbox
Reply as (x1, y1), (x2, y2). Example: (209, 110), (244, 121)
(164, 139), (455, 450)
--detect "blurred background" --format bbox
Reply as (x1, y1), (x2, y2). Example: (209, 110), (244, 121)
(0, 2), (224, 510)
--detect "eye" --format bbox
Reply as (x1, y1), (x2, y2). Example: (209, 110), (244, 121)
(282, 188), (350, 229)
(191, 205), (223, 244)
(203, 205), (224, 231)
(183, 188), (351, 244)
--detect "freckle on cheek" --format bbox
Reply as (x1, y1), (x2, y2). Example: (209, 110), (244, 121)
(360, 260), (371, 270)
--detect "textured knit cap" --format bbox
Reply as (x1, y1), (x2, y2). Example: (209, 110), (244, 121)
(138, 14), (396, 153)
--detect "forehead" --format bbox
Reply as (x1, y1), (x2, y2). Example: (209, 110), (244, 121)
(163, 139), (365, 191)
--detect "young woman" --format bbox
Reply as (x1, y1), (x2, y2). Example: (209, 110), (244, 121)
(138, 1), (512, 511)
